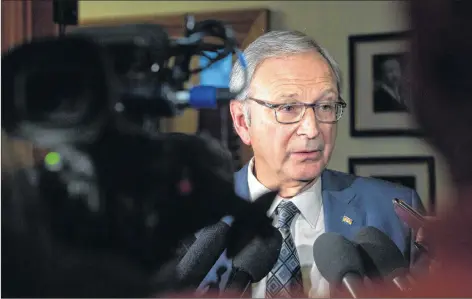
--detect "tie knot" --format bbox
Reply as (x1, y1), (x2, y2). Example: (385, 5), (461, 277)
(275, 201), (299, 230)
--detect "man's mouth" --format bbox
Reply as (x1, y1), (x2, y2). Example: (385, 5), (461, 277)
(291, 150), (323, 159)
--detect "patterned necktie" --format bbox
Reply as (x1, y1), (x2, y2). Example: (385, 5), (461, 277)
(266, 201), (304, 298)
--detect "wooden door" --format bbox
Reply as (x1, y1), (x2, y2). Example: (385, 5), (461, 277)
(2, 0), (58, 52)
(2, 0), (57, 171)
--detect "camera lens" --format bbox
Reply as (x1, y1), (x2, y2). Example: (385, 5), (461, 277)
(18, 69), (91, 128)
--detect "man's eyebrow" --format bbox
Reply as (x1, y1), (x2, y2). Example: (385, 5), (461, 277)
(275, 89), (339, 103)
(276, 93), (300, 103)
(316, 88), (338, 101)
(278, 93), (299, 99)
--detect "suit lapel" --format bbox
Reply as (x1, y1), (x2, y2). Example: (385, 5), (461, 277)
(235, 166), (366, 238)
(321, 170), (366, 240)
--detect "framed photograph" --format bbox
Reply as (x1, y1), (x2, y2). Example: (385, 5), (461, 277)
(348, 156), (436, 212)
(348, 32), (421, 137)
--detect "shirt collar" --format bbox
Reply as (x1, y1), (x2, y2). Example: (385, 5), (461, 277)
(247, 158), (322, 228)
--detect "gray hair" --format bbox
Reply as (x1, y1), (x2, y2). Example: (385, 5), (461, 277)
(229, 31), (342, 124)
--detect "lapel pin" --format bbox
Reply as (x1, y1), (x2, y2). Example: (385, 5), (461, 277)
(342, 215), (353, 225)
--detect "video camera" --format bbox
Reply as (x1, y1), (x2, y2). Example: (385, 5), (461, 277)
(1, 17), (273, 273)
(2, 16), (248, 142)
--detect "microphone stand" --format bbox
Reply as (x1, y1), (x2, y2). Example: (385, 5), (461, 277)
(59, 24), (66, 37)
(53, 0), (77, 37)
(58, 24), (67, 37)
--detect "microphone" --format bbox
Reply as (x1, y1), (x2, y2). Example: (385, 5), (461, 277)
(225, 227), (282, 297)
(313, 232), (368, 298)
(175, 221), (230, 289)
(174, 87), (236, 109)
(354, 226), (413, 291)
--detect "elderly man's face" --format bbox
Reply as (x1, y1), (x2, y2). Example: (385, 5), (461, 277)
(382, 59), (402, 86)
(231, 52), (338, 185)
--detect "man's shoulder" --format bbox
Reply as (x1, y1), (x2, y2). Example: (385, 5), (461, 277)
(233, 166), (415, 192)
(232, 166), (417, 203)
(323, 169), (416, 202)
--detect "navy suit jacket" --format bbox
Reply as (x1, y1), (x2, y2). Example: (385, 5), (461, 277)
(197, 165), (425, 291)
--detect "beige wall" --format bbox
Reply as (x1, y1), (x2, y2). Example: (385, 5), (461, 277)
(79, 1), (453, 212)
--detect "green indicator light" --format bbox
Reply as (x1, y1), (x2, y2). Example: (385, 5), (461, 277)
(45, 152), (61, 166)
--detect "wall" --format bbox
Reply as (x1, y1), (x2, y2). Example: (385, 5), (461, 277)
(79, 1), (453, 212)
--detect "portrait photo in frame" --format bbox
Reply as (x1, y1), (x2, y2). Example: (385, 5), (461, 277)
(348, 32), (422, 137)
(348, 156), (436, 212)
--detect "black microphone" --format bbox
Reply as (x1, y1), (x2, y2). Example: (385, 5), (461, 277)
(175, 221), (230, 289)
(225, 227), (282, 297)
(313, 232), (368, 298)
(354, 226), (413, 291)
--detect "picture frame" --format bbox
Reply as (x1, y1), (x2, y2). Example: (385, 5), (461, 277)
(348, 31), (422, 137)
(348, 156), (436, 212)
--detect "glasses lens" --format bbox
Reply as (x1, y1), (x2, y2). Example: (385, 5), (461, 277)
(276, 104), (305, 123)
(316, 103), (344, 122)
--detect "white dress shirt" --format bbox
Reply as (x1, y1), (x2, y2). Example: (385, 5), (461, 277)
(247, 159), (330, 298)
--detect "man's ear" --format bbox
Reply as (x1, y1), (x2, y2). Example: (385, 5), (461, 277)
(229, 100), (251, 146)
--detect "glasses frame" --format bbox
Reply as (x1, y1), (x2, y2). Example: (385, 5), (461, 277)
(246, 97), (347, 124)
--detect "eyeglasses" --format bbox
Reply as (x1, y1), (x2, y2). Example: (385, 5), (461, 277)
(247, 97), (347, 124)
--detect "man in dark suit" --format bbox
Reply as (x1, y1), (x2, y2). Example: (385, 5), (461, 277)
(199, 30), (425, 298)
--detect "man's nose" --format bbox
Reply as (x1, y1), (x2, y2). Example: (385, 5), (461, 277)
(296, 107), (320, 139)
